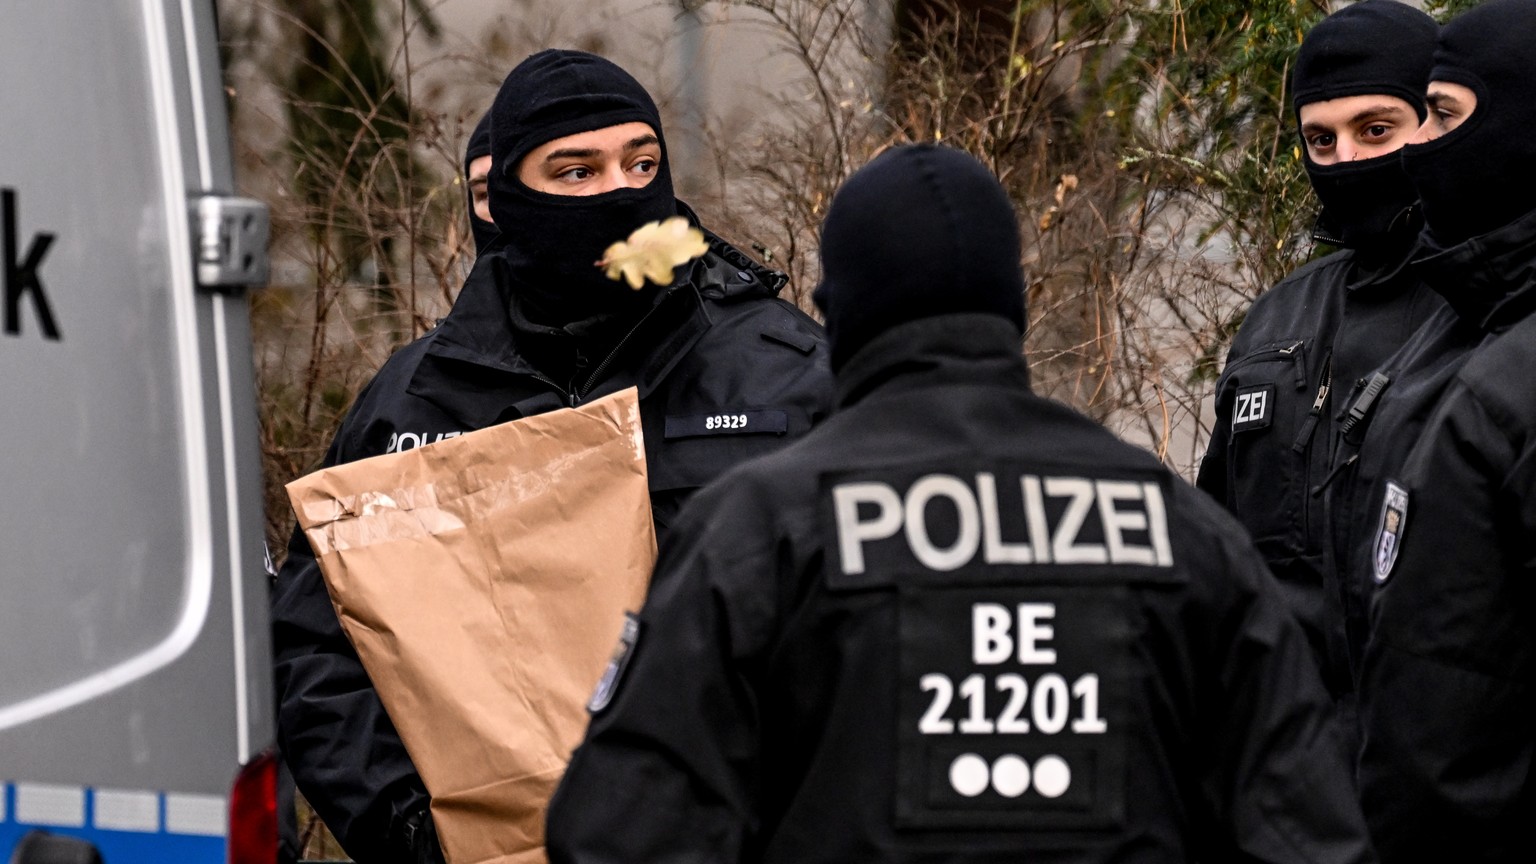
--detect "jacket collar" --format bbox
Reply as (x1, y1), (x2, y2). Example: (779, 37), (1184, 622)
(1346, 226), (1425, 297)
(1347, 252), (1417, 297)
(677, 200), (790, 299)
(1315, 201), (1422, 269)
(834, 313), (1029, 409)
(422, 252), (541, 378)
(405, 229), (773, 427)
(1415, 203), (1536, 333)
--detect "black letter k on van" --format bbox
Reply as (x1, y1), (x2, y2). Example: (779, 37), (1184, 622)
(3, 187), (60, 341)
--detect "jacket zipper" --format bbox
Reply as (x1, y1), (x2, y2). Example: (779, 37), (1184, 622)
(1222, 339), (1306, 390)
(1279, 339), (1306, 389)
(1291, 353), (1331, 455)
(1291, 353), (1331, 545)
(570, 302), (665, 406)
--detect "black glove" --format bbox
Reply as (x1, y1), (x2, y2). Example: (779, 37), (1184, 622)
(399, 805), (446, 864)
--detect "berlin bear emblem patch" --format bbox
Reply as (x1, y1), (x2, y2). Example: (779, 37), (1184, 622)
(1373, 481), (1409, 583)
(588, 613), (641, 713)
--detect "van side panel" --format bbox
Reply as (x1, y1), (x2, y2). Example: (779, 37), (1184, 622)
(1, 0), (272, 860)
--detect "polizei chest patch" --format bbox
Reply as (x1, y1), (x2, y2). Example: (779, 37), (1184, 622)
(1232, 383), (1275, 433)
(1373, 481), (1409, 583)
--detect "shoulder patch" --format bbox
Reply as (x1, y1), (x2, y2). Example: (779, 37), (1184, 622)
(1232, 383), (1275, 433)
(1373, 481), (1409, 583)
(588, 613), (642, 713)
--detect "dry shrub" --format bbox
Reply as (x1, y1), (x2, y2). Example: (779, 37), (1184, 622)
(700, 0), (1326, 470)
(224, 0), (501, 561)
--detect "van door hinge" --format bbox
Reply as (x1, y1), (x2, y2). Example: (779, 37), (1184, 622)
(193, 195), (269, 290)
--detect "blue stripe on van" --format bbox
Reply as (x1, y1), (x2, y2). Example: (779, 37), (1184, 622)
(2, 783), (224, 863)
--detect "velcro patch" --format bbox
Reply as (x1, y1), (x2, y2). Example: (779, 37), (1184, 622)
(896, 586), (1129, 831)
(821, 465), (1180, 591)
(1232, 384), (1275, 433)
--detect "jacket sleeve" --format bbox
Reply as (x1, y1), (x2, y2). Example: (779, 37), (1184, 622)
(1185, 493), (1375, 864)
(1357, 383), (1529, 862)
(271, 394), (430, 862)
(545, 481), (776, 864)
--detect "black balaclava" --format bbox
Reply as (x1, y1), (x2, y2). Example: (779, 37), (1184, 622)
(1402, 0), (1536, 247)
(464, 110), (497, 255)
(812, 144), (1025, 372)
(488, 49), (678, 327)
(1291, 0), (1436, 252)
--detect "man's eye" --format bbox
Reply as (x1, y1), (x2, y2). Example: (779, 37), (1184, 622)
(558, 166), (594, 181)
(630, 158), (657, 175)
(1364, 124), (1390, 139)
(1309, 133), (1335, 149)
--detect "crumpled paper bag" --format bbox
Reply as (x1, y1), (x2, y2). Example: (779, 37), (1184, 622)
(287, 387), (656, 864)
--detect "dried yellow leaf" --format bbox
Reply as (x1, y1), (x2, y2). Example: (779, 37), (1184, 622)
(1054, 174), (1079, 206)
(598, 216), (710, 290)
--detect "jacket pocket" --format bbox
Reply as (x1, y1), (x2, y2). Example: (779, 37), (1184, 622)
(644, 407), (808, 542)
(647, 417), (794, 492)
(1217, 339), (1310, 554)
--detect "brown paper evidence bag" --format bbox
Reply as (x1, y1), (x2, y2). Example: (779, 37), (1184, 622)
(286, 387), (657, 864)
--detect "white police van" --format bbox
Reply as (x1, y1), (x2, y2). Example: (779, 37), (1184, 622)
(1, 0), (274, 861)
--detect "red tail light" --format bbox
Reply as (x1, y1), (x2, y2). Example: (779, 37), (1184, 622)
(228, 748), (278, 864)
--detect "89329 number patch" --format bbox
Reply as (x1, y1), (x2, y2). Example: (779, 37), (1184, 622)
(896, 586), (1130, 831)
(663, 409), (788, 440)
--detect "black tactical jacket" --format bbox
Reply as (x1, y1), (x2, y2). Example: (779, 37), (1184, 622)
(548, 314), (1372, 864)
(271, 232), (834, 862)
(1355, 207), (1536, 862)
(1320, 301), (1489, 683)
(1198, 243), (1442, 699)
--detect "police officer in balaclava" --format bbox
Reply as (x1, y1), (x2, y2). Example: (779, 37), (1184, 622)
(486, 50), (677, 330)
(463, 110), (497, 254)
(272, 49), (832, 864)
(1198, 0), (1441, 709)
(1353, 1), (1536, 859)
(546, 143), (1371, 864)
